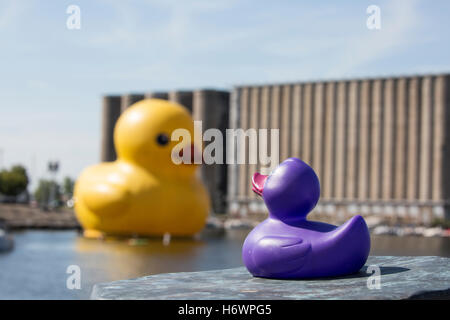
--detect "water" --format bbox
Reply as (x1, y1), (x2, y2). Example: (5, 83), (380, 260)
(0, 229), (449, 299)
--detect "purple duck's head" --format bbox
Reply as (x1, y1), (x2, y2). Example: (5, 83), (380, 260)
(252, 158), (320, 223)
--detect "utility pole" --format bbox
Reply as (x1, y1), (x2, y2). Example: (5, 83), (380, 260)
(48, 161), (59, 210)
(30, 154), (36, 190)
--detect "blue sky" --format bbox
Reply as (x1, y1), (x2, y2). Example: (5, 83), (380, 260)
(0, 0), (449, 189)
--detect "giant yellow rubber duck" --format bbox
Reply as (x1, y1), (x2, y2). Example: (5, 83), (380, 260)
(74, 99), (210, 238)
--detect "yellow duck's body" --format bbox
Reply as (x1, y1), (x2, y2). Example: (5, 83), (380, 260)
(74, 99), (210, 237)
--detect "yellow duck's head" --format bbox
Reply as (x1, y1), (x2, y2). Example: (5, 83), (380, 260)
(114, 99), (200, 177)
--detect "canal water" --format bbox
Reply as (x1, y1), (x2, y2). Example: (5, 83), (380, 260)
(0, 229), (449, 299)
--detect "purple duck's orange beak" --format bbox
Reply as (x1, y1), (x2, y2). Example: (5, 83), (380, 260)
(252, 173), (268, 197)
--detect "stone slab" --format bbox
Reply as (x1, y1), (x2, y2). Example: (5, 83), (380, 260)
(91, 256), (450, 300)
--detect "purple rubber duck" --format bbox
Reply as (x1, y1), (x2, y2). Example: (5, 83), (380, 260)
(242, 158), (370, 279)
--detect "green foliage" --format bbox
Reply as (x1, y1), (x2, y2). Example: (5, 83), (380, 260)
(34, 179), (62, 207)
(431, 218), (450, 229)
(0, 165), (29, 196)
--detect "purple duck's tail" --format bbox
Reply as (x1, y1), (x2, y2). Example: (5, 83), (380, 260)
(321, 215), (371, 277)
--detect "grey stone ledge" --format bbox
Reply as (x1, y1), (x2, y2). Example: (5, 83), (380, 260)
(91, 256), (450, 300)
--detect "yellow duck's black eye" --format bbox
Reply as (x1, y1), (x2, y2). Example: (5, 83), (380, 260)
(156, 133), (170, 146)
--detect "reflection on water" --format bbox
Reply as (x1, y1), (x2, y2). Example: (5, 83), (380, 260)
(0, 229), (448, 299)
(371, 234), (450, 257)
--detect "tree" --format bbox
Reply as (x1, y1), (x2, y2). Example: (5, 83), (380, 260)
(0, 165), (29, 196)
(34, 179), (62, 208)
